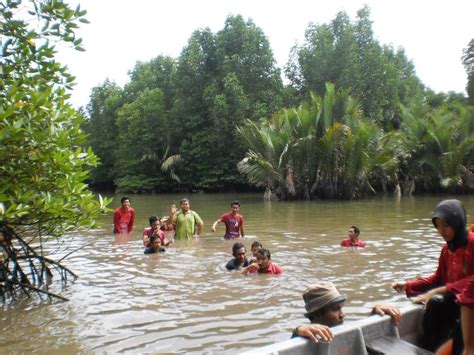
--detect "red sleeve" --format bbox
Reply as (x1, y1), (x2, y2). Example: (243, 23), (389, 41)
(219, 213), (227, 222)
(240, 215), (244, 227)
(113, 209), (122, 233)
(447, 278), (471, 295)
(457, 277), (474, 306)
(128, 208), (135, 233)
(274, 264), (284, 274)
(406, 247), (446, 297)
(340, 240), (348, 246)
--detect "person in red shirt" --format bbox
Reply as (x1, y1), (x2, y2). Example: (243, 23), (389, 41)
(113, 196), (135, 234)
(340, 226), (366, 247)
(242, 248), (283, 275)
(437, 277), (474, 354)
(142, 215), (170, 248)
(392, 199), (474, 353)
(211, 200), (245, 239)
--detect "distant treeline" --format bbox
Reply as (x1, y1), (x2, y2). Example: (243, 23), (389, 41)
(83, 6), (474, 199)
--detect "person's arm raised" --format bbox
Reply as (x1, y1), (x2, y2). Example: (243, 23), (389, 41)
(167, 205), (177, 225)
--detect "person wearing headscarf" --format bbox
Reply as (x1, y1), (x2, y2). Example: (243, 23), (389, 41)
(392, 199), (474, 353)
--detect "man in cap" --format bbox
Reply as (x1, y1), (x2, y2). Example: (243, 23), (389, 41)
(292, 282), (401, 343)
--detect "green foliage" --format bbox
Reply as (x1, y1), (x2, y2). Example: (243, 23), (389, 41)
(1, 0), (109, 237)
(85, 57), (179, 192)
(83, 80), (124, 189)
(462, 39), (474, 105)
(114, 88), (179, 192)
(237, 84), (387, 200)
(1, 0), (111, 299)
(285, 5), (424, 127)
(82, 8), (474, 198)
(86, 17), (282, 193)
(383, 101), (474, 194)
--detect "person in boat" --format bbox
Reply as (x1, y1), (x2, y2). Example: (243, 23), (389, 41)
(144, 234), (166, 254)
(143, 215), (171, 248)
(211, 200), (245, 239)
(391, 199), (474, 353)
(167, 198), (204, 240)
(340, 225), (366, 247)
(225, 242), (250, 271)
(292, 282), (401, 343)
(241, 248), (283, 275)
(437, 277), (474, 355)
(113, 196), (135, 234)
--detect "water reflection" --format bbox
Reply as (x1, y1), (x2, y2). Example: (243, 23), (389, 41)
(1, 194), (474, 353)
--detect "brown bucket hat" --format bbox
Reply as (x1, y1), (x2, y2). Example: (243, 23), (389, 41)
(303, 282), (347, 318)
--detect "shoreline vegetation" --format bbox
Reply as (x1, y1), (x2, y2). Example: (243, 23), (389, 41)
(1, 1), (111, 302)
(83, 7), (474, 200)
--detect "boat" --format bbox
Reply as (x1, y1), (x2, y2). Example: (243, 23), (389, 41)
(241, 304), (434, 355)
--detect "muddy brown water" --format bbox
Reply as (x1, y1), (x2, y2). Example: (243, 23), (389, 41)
(2, 193), (474, 353)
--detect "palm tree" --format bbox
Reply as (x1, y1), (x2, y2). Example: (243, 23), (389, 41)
(237, 83), (385, 200)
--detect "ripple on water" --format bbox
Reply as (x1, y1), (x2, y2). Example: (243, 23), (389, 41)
(2, 195), (472, 353)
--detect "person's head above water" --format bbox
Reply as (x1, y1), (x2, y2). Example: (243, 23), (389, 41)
(348, 226), (360, 241)
(231, 242), (246, 264)
(149, 234), (162, 251)
(432, 199), (468, 251)
(250, 241), (263, 256)
(148, 215), (160, 229)
(230, 200), (240, 215)
(303, 282), (347, 327)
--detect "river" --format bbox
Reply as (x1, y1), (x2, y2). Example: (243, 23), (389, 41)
(1, 193), (474, 353)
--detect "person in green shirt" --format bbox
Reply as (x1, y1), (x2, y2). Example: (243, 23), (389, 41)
(168, 198), (204, 240)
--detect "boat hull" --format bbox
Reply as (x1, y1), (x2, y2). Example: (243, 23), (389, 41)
(241, 305), (433, 355)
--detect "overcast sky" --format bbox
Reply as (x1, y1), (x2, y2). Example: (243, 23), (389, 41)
(57, 0), (474, 108)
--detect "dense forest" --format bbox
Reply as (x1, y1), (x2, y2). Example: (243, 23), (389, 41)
(83, 6), (474, 200)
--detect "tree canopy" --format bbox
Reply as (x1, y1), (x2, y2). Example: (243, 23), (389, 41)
(83, 7), (473, 199)
(462, 39), (474, 105)
(285, 5), (424, 129)
(0, 0), (110, 301)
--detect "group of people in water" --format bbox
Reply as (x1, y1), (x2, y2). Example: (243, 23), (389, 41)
(113, 196), (474, 354)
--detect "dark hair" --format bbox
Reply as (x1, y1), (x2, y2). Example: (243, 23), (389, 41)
(232, 242), (246, 256)
(180, 197), (189, 204)
(351, 226), (360, 235)
(256, 248), (271, 259)
(121, 196), (130, 204)
(231, 200), (240, 207)
(149, 234), (160, 243)
(149, 216), (159, 225)
(251, 241), (263, 249)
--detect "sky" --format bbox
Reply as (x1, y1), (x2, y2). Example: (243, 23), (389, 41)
(57, 0), (474, 108)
